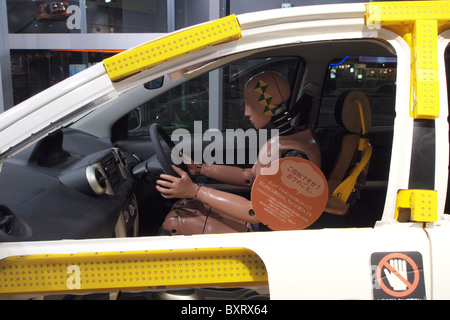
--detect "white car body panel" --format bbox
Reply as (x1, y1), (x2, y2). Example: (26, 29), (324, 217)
(0, 224), (431, 300)
(425, 219), (450, 299)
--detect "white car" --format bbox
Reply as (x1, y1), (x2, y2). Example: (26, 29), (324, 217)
(0, 1), (449, 300)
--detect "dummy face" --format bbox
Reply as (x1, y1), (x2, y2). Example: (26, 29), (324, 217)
(243, 71), (291, 130)
(244, 103), (272, 129)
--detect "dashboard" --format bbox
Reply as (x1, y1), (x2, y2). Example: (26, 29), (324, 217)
(0, 128), (139, 242)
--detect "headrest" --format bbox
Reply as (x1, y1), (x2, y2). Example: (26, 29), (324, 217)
(244, 71), (291, 116)
(335, 90), (372, 134)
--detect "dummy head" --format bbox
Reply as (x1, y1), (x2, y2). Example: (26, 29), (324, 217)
(244, 71), (291, 129)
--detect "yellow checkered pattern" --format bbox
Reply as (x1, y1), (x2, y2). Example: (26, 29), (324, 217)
(254, 80), (278, 116)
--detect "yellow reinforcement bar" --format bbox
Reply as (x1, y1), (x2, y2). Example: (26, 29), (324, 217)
(104, 14), (241, 82)
(366, 1), (450, 119)
(0, 247), (268, 296)
(395, 189), (438, 223)
(366, 1), (450, 26)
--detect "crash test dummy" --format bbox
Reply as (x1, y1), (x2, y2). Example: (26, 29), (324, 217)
(156, 71), (321, 235)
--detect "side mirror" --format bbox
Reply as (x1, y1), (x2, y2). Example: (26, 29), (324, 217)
(127, 107), (142, 132)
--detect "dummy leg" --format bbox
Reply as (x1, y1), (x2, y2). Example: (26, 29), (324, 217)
(161, 199), (252, 235)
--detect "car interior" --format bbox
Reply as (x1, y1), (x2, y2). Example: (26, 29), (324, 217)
(0, 38), (397, 242)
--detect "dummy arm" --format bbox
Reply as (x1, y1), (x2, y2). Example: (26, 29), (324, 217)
(182, 152), (254, 187)
(156, 166), (259, 224)
(199, 164), (255, 187)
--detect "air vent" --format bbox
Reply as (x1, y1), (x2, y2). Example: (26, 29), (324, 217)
(59, 149), (125, 196)
(86, 165), (109, 195)
(0, 206), (14, 235)
(95, 167), (107, 189)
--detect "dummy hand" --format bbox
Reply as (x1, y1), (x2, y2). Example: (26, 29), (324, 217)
(187, 163), (202, 176)
(177, 151), (202, 176)
(156, 165), (200, 199)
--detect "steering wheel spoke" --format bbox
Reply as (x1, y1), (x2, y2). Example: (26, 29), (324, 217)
(150, 123), (191, 178)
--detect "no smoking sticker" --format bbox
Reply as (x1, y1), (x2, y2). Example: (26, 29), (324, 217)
(371, 252), (426, 300)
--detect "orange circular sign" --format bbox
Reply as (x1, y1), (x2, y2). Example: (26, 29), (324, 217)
(251, 157), (328, 230)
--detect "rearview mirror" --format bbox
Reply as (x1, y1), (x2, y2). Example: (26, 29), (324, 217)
(144, 76), (164, 90)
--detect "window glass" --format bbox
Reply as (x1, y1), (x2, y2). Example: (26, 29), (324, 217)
(315, 53), (396, 229)
(318, 55), (397, 128)
(6, 0), (169, 34)
(86, 0), (167, 33)
(7, 0), (77, 33)
(129, 73), (210, 137)
(174, 0), (210, 30)
(11, 50), (117, 105)
(127, 56), (301, 136)
(10, 49), (116, 105)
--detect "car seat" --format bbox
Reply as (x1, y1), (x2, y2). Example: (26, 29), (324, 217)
(324, 90), (373, 215)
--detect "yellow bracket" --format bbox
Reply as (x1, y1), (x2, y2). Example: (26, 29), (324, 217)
(0, 247), (268, 296)
(332, 138), (372, 203)
(104, 14), (241, 82)
(395, 189), (438, 223)
(366, 1), (450, 119)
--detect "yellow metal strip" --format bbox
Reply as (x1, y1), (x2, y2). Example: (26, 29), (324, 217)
(411, 19), (440, 119)
(104, 15), (241, 82)
(365, 1), (450, 119)
(366, 1), (450, 26)
(0, 247), (267, 296)
(395, 189), (438, 222)
(353, 99), (367, 135)
(332, 139), (372, 203)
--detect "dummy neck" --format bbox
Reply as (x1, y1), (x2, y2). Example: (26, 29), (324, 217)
(271, 105), (296, 136)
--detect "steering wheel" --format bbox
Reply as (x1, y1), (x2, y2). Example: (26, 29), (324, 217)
(149, 123), (191, 178)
